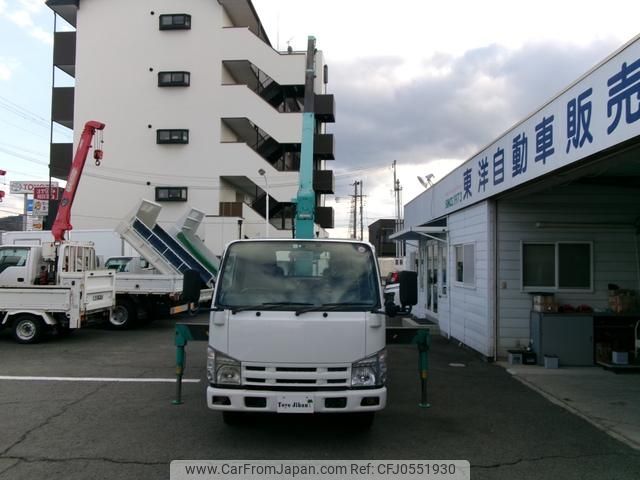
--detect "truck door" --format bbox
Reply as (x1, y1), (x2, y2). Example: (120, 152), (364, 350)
(0, 247), (31, 286)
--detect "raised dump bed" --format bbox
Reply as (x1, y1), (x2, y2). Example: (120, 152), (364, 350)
(172, 208), (220, 278)
(116, 200), (216, 286)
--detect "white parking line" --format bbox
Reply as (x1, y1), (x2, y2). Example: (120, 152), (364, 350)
(0, 376), (201, 383)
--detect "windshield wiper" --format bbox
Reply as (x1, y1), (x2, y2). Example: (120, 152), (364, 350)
(295, 302), (375, 316)
(230, 302), (313, 314)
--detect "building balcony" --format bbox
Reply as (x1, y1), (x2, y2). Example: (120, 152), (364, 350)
(218, 200), (293, 238)
(221, 27), (305, 86)
(315, 94), (335, 123)
(218, 162), (297, 204)
(218, 0), (270, 45)
(314, 134), (335, 160)
(313, 170), (334, 194)
(315, 206), (334, 229)
(220, 85), (302, 144)
(53, 31), (76, 77)
(222, 118), (300, 171)
(52, 86), (74, 129)
(50, 142), (73, 181)
(46, 0), (78, 27)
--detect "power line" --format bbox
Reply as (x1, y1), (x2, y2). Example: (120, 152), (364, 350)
(0, 141), (48, 158)
(0, 146), (49, 167)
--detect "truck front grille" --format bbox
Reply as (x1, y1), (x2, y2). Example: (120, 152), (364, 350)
(242, 364), (350, 388)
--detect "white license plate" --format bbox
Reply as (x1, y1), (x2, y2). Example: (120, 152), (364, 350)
(276, 395), (314, 413)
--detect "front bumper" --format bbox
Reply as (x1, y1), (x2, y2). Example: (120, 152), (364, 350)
(207, 386), (387, 413)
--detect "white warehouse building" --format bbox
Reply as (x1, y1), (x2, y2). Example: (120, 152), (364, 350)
(393, 35), (640, 363)
(45, 0), (335, 254)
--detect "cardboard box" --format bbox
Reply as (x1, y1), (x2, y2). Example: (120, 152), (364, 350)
(532, 294), (557, 312)
(508, 350), (523, 365)
(612, 351), (629, 365)
(544, 355), (559, 369)
(608, 291), (636, 313)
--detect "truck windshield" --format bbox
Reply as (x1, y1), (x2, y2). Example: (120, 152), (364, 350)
(215, 241), (380, 310)
(105, 257), (133, 272)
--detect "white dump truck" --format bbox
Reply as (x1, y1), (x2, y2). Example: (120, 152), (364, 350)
(103, 255), (185, 328)
(0, 241), (115, 343)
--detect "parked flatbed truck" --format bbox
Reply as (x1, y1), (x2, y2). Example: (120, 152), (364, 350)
(0, 242), (115, 343)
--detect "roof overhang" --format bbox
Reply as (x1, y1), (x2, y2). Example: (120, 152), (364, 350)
(46, 0), (79, 27)
(389, 226), (448, 242)
(218, 0), (271, 46)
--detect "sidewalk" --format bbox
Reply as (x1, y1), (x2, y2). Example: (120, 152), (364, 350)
(501, 362), (640, 451)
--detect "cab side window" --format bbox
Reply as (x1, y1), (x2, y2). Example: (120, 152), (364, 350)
(0, 248), (29, 274)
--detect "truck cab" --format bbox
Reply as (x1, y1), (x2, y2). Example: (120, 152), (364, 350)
(0, 242), (98, 287)
(206, 239), (387, 424)
(0, 241), (115, 343)
(105, 256), (151, 274)
(0, 246), (38, 286)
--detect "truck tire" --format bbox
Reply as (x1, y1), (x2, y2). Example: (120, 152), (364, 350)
(110, 298), (137, 329)
(12, 314), (45, 344)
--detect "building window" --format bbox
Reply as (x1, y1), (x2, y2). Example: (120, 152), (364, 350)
(157, 129), (189, 144)
(158, 71), (190, 87)
(454, 243), (475, 286)
(159, 14), (191, 30)
(522, 242), (592, 291)
(156, 187), (188, 202)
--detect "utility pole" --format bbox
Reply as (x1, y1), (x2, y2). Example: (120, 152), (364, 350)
(349, 180), (366, 240)
(359, 179), (364, 241)
(349, 181), (359, 239)
(392, 161), (404, 262)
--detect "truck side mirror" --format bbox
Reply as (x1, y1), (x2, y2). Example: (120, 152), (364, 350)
(385, 302), (398, 317)
(183, 270), (201, 305)
(399, 271), (418, 307)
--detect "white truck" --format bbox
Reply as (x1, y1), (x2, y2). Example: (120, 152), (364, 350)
(0, 241), (116, 343)
(3, 231), (212, 329)
(103, 255), (185, 328)
(194, 239), (387, 426)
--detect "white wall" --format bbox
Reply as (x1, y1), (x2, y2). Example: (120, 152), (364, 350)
(446, 201), (494, 357)
(73, 0), (229, 229)
(497, 184), (640, 354)
(221, 28), (305, 85)
(70, 0), (317, 255)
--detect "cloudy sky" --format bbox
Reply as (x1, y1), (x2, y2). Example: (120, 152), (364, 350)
(0, 0), (638, 237)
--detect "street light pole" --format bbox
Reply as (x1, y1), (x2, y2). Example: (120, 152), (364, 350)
(258, 169), (269, 238)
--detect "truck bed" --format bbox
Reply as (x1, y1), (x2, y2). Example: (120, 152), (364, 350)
(0, 287), (72, 312)
(114, 273), (183, 295)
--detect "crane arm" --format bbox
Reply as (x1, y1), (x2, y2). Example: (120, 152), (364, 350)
(52, 120), (105, 242)
(294, 36), (317, 240)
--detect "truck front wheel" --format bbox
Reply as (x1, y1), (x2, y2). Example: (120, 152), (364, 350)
(12, 315), (46, 344)
(110, 298), (137, 329)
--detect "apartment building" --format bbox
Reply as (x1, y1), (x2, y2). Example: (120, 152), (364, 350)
(46, 0), (335, 253)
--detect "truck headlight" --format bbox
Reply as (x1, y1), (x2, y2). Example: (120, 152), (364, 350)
(351, 349), (387, 387)
(207, 347), (241, 385)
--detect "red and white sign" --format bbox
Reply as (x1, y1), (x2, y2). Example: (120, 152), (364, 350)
(10, 181), (59, 195)
(33, 187), (59, 200)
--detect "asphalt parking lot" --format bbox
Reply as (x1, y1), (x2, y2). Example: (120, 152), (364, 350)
(1, 315), (639, 480)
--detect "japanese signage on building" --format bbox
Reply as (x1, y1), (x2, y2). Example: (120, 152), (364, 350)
(426, 36), (640, 221)
(10, 181), (59, 195)
(33, 200), (49, 216)
(33, 187), (59, 200)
